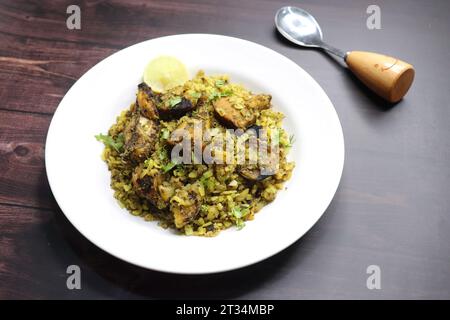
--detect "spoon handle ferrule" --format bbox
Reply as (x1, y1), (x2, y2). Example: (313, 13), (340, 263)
(319, 42), (347, 60)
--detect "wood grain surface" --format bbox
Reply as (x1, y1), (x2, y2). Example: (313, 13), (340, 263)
(1, 0), (450, 299)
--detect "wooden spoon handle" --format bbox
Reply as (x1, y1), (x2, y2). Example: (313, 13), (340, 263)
(345, 51), (415, 103)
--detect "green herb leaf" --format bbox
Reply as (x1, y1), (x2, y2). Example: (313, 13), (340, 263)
(158, 148), (168, 161)
(116, 132), (124, 148)
(162, 161), (177, 173)
(144, 158), (152, 167)
(282, 134), (295, 148)
(215, 79), (225, 86)
(220, 90), (233, 97)
(95, 133), (124, 153)
(231, 206), (250, 220)
(231, 207), (243, 218)
(168, 96), (182, 108)
(205, 178), (215, 190)
(173, 164), (185, 176)
(161, 128), (170, 140)
(289, 134), (296, 146)
(199, 175), (208, 186)
(236, 219), (246, 230)
(190, 92), (201, 99)
(208, 89), (233, 101)
(208, 91), (220, 101)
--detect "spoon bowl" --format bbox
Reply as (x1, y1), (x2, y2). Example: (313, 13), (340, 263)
(275, 6), (324, 47)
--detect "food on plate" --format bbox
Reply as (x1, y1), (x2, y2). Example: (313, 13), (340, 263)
(96, 66), (295, 236)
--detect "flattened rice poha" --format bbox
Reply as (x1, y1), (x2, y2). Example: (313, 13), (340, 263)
(96, 70), (295, 236)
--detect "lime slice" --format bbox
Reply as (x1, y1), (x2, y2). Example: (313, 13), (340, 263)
(143, 56), (189, 92)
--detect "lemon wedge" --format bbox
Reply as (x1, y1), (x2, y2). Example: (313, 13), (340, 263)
(143, 56), (189, 92)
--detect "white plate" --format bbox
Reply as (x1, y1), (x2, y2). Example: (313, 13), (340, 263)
(45, 34), (344, 274)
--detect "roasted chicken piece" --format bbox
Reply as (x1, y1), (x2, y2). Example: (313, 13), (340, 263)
(248, 94), (272, 111)
(170, 183), (203, 228)
(213, 97), (255, 129)
(136, 83), (159, 120)
(157, 97), (196, 120)
(213, 94), (272, 129)
(238, 153), (278, 182)
(131, 166), (169, 209)
(238, 165), (268, 182)
(123, 110), (159, 163)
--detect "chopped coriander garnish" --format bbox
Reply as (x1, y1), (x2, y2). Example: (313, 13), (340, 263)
(190, 92), (201, 99)
(162, 161), (177, 173)
(116, 133), (125, 149)
(173, 164), (185, 176)
(220, 89), (233, 97)
(95, 132), (124, 153)
(215, 79), (225, 86)
(282, 134), (295, 148)
(161, 128), (170, 140)
(289, 134), (296, 146)
(208, 89), (233, 101)
(199, 175), (208, 186)
(208, 91), (220, 101)
(144, 158), (152, 167)
(231, 207), (243, 219)
(158, 148), (168, 161)
(168, 96), (182, 108)
(236, 219), (246, 230)
(231, 206), (249, 219)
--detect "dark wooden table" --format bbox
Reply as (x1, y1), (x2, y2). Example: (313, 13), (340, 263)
(1, 0), (450, 299)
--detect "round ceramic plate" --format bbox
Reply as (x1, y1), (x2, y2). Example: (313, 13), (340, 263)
(46, 34), (344, 274)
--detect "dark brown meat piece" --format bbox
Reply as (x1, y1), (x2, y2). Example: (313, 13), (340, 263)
(136, 83), (159, 120)
(123, 110), (159, 164)
(157, 97), (196, 120)
(131, 166), (168, 209)
(213, 97), (256, 129)
(238, 154), (278, 182)
(170, 183), (203, 228)
(238, 165), (269, 182)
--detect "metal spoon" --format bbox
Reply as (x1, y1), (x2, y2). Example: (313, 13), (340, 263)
(275, 6), (415, 103)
